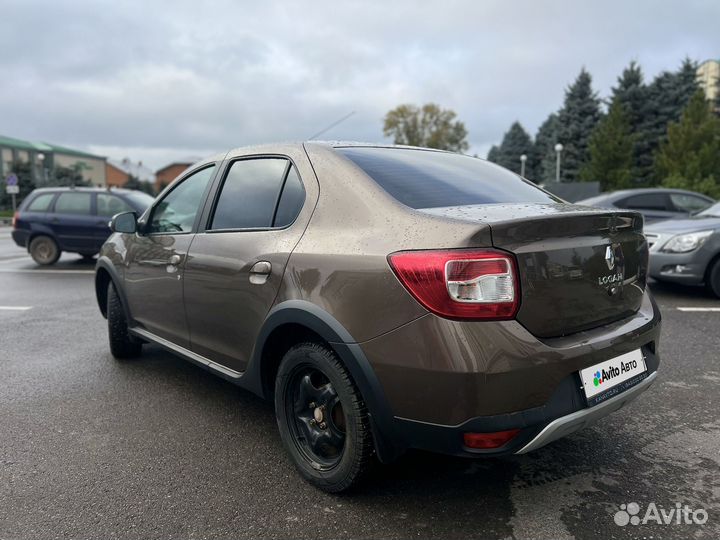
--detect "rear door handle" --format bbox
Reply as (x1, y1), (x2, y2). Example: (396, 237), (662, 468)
(249, 261), (272, 284)
(250, 261), (272, 275)
(168, 254), (182, 265)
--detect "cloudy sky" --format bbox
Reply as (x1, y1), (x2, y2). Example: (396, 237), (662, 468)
(1, 0), (718, 170)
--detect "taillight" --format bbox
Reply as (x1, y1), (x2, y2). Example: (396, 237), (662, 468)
(12, 211), (19, 229)
(388, 249), (519, 320)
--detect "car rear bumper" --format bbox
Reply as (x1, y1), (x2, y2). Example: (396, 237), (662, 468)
(516, 370), (656, 453)
(11, 229), (29, 248)
(360, 289), (661, 457)
(387, 347), (659, 457)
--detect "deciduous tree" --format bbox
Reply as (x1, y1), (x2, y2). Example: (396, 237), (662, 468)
(383, 103), (469, 152)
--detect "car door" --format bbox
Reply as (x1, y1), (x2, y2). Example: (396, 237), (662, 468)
(95, 192), (135, 248)
(49, 191), (98, 252)
(123, 165), (217, 348)
(183, 151), (314, 373)
(21, 191), (57, 236)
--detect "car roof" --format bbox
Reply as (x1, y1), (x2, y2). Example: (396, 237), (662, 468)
(222, 141), (452, 157)
(30, 187), (141, 195)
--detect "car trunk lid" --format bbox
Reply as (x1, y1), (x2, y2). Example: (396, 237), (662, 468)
(421, 203), (648, 338)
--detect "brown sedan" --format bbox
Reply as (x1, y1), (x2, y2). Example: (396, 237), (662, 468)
(95, 143), (661, 492)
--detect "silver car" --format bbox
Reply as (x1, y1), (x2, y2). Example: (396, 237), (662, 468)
(645, 201), (720, 297)
(578, 188), (714, 224)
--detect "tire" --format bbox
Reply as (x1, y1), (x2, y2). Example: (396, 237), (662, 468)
(275, 343), (374, 492)
(107, 282), (142, 359)
(706, 258), (720, 298)
(29, 235), (60, 265)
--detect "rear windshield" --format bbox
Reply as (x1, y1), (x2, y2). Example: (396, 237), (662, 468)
(337, 147), (558, 209)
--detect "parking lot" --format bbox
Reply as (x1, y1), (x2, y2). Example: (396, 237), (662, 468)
(0, 227), (718, 540)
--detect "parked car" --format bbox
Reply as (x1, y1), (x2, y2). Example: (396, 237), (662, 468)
(645, 201), (720, 297)
(577, 188), (714, 223)
(12, 187), (154, 265)
(95, 143), (661, 492)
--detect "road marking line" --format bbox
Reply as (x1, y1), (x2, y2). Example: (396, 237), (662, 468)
(677, 307), (720, 312)
(0, 269), (94, 275)
(0, 306), (32, 311)
(0, 256), (32, 264)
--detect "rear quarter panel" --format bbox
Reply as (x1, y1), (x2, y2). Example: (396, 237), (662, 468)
(278, 144), (495, 342)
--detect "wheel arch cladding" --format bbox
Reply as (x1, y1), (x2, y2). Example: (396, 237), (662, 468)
(94, 257), (131, 321)
(246, 300), (405, 463)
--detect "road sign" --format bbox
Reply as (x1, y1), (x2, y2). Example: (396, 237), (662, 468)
(6, 185), (19, 194)
(5, 173), (18, 186)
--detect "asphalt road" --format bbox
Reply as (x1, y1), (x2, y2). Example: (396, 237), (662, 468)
(1, 227), (719, 540)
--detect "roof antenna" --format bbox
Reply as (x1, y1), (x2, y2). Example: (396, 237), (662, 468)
(308, 111), (355, 140)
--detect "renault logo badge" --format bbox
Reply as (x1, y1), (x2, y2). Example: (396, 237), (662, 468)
(605, 245), (615, 271)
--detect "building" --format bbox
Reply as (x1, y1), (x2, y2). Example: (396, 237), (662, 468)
(697, 59), (719, 104)
(0, 134), (107, 186)
(106, 158), (155, 188)
(155, 159), (198, 192)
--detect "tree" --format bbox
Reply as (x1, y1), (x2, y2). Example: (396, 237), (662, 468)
(643, 58), (700, 183)
(656, 90), (720, 198)
(50, 164), (89, 187)
(580, 99), (634, 191)
(0, 160), (35, 209)
(541, 69), (602, 182)
(383, 103), (469, 152)
(486, 145), (500, 163)
(533, 113), (559, 183)
(124, 175), (155, 195)
(611, 61), (651, 183)
(486, 122), (535, 178)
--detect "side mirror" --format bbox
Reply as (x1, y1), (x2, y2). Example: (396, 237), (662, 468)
(110, 211), (137, 234)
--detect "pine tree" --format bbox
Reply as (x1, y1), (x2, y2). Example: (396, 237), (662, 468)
(656, 90), (720, 198)
(643, 58), (700, 184)
(611, 61), (651, 183)
(533, 113), (559, 183)
(580, 99), (634, 191)
(542, 69), (602, 183)
(486, 145), (500, 163)
(489, 122), (535, 178)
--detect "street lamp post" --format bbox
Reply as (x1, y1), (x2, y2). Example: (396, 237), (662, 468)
(37, 153), (46, 185)
(554, 143), (563, 183)
(520, 154), (527, 177)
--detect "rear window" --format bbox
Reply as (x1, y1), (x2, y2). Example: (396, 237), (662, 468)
(337, 147), (558, 209)
(26, 193), (55, 212)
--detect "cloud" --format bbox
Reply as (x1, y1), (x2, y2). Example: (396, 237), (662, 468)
(0, 0), (717, 169)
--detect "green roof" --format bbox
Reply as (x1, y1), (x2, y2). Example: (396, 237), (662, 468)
(0, 134), (104, 160)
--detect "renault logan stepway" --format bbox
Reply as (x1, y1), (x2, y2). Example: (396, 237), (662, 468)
(95, 143), (661, 492)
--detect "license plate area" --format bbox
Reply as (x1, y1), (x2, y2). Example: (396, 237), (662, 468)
(580, 349), (647, 407)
